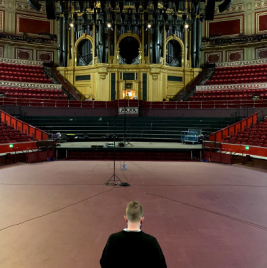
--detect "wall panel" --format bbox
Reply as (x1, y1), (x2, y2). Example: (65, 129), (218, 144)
(255, 11), (267, 34)
(15, 47), (33, 60)
(15, 14), (53, 35)
(206, 15), (244, 37)
(204, 51), (223, 63)
(256, 47), (267, 59)
(226, 49), (244, 62)
(36, 50), (54, 61)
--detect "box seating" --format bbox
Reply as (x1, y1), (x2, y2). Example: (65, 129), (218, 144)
(223, 119), (267, 147)
(0, 122), (36, 144)
(206, 64), (267, 85)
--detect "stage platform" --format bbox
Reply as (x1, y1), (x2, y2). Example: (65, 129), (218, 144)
(56, 141), (203, 161)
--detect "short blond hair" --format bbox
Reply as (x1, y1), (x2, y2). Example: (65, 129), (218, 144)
(126, 201), (143, 222)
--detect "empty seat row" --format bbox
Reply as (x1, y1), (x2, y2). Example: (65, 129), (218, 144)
(0, 62), (43, 70)
(0, 71), (47, 77)
(0, 87), (62, 94)
(206, 77), (267, 85)
(0, 75), (52, 83)
(215, 64), (267, 72)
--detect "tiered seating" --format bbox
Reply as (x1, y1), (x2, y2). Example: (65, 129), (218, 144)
(0, 122), (35, 144)
(0, 86), (67, 100)
(0, 62), (52, 83)
(206, 64), (267, 85)
(223, 119), (267, 147)
(190, 89), (267, 101)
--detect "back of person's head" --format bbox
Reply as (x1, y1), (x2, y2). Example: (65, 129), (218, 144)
(126, 201), (143, 222)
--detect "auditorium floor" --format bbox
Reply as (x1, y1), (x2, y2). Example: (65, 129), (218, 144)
(0, 161), (267, 268)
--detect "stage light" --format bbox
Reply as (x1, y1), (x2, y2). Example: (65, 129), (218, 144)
(246, 146), (249, 150)
(184, 23), (189, 29)
(147, 23), (152, 28)
(69, 22), (74, 28)
(9, 144), (13, 148)
(107, 22), (112, 28)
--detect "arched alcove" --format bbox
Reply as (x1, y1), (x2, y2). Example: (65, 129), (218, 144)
(77, 39), (93, 66)
(166, 40), (182, 67)
(119, 36), (140, 64)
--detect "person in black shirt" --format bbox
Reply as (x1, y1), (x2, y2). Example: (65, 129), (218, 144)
(100, 201), (167, 268)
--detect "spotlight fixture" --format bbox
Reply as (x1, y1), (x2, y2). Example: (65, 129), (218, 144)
(184, 23), (189, 29)
(69, 22), (74, 28)
(107, 22), (112, 28)
(147, 23), (152, 28)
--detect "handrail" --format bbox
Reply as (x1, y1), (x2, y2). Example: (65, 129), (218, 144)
(171, 65), (212, 101)
(1, 97), (267, 109)
(44, 61), (82, 101)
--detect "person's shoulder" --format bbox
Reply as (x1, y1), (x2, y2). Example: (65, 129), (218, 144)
(108, 230), (125, 239)
(140, 231), (159, 242)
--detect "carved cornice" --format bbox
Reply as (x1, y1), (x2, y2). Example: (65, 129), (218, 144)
(0, 81), (62, 90)
(255, 0), (267, 9)
(196, 83), (267, 92)
(214, 3), (245, 15)
(15, 1), (46, 14)
(0, 57), (43, 66)
(216, 58), (267, 67)
(202, 34), (267, 47)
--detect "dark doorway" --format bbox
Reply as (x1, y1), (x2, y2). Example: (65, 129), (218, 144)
(119, 37), (139, 64)
(77, 39), (93, 66)
(166, 40), (182, 67)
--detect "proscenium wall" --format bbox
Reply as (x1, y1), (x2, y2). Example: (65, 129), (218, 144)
(0, 0), (57, 63)
(202, 0), (267, 64)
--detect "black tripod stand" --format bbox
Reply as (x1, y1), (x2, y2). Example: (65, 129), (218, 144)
(105, 116), (130, 187)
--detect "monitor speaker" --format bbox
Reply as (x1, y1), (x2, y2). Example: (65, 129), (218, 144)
(27, 0), (41, 12)
(219, 0), (233, 13)
(45, 0), (56, 20)
(205, 0), (215, 21)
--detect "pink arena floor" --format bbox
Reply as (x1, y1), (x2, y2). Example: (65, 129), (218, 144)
(0, 161), (267, 268)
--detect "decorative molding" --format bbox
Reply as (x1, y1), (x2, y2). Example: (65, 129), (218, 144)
(255, 11), (267, 34)
(205, 51), (223, 63)
(0, 0), (4, 8)
(255, 0), (267, 9)
(15, 48), (33, 61)
(216, 58), (267, 67)
(226, 49), (244, 62)
(0, 11), (4, 32)
(206, 15), (244, 37)
(196, 83), (267, 92)
(0, 46), (3, 58)
(36, 50), (54, 62)
(15, 1), (46, 14)
(214, 3), (245, 14)
(256, 47), (267, 59)
(16, 14), (54, 35)
(0, 81), (62, 90)
(0, 57), (43, 66)
(118, 107), (139, 114)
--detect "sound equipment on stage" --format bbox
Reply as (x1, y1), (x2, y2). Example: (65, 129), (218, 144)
(45, 0), (56, 20)
(27, 0), (41, 11)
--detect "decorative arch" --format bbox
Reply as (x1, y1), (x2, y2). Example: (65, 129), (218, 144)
(165, 34), (185, 67)
(116, 31), (142, 64)
(74, 33), (94, 66)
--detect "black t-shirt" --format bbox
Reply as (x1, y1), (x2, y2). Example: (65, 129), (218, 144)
(100, 230), (167, 268)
